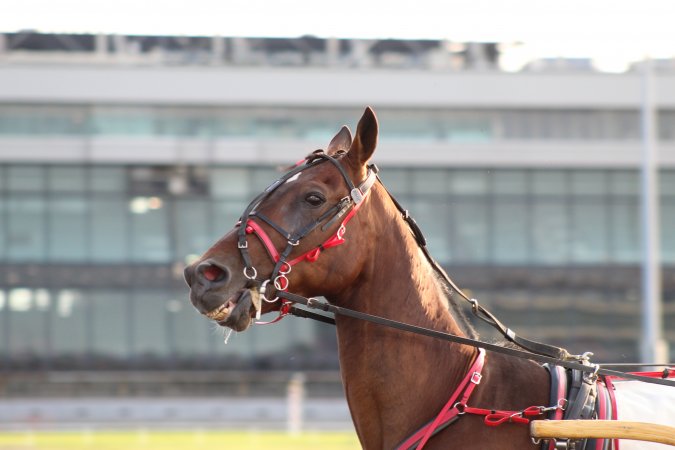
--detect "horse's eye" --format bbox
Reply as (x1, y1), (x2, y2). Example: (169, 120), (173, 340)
(304, 192), (326, 207)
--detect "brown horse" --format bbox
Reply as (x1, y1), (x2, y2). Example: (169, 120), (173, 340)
(184, 107), (551, 449)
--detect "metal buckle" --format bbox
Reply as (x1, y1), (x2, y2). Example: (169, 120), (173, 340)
(274, 274), (289, 291)
(238, 241), (248, 249)
(260, 280), (279, 303)
(336, 224), (346, 240)
(350, 187), (364, 204)
(470, 372), (482, 385)
(243, 266), (257, 280)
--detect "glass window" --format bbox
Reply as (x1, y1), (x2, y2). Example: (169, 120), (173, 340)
(659, 112), (675, 140)
(492, 170), (528, 196)
(532, 170), (567, 195)
(174, 199), (211, 261)
(610, 200), (640, 263)
(251, 317), (295, 356)
(570, 171), (606, 196)
(90, 167), (127, 193)
(130, 200), (170, 263)
(411, 169), (447, 195)
(7, 166), (46, 192)
(131, 290), (170, 359)
(51, 289), (88, 355)
(378, 169), (409, 196)
(7, 197), (46, 261)
(532, 200), (569, 264)
(7, 288), (49, 358)
(0, 291), (6, 355)
(210, 168), (250, 198)
(493, 200), (529, 264)
(662, 200), (675, 264)
(212, 200), (247, 241)
(91, 290), (129, 359)
(449, 170), (489, 195)
(451, 199), (489, 263)
(610, 171), (639, 196)
(0, 105), (87, 136)
(0, 198), (5, 259)
(91, 106), (156, 136)
(48, 197), (88, 261)
(444, 118), (492, 142)
(91, 199), (129, 262)
(571, 201), (609, 263)
(48, 167), (86, 192)
(661, 171), (675, 195)
(166, 292), (211, 358)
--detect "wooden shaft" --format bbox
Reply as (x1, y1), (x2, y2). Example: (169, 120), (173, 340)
(531, 420), (675, 446)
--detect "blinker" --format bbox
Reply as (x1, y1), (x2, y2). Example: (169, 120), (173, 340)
(321, 196), (352, 231)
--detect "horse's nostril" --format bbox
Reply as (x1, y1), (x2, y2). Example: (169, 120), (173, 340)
(197, 262), (230, 285)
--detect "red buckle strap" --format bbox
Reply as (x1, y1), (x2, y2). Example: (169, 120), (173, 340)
(255, 299), (293, 325)
(398, 348), (566, 450)
(398, 348), (486, 450)
(458, 404), (553, 427)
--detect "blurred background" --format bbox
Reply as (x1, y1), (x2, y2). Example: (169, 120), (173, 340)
(0, 0), (674, 446)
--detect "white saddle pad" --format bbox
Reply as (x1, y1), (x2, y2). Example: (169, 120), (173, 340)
(612, 378), (675, 450)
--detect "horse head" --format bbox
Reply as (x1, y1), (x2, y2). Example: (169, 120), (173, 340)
(184, 107), (380, 332)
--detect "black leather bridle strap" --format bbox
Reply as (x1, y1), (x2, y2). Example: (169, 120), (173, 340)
(280, 291), (675, 388)
(375, 175), (573, 361)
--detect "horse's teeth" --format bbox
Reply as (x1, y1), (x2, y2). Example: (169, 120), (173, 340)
(205, 298), (238, 321)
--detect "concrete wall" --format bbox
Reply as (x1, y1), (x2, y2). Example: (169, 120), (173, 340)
(2, 66), (675, 108)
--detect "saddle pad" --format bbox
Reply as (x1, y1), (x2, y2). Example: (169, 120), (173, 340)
(612, 378), (675, 450)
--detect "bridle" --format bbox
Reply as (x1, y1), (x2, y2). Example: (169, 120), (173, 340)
(235, 149), (378, 319)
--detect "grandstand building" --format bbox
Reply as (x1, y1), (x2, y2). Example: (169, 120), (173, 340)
(1, 32), (674, 388)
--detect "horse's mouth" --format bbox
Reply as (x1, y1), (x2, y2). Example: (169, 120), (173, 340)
(204, 289), (255, 331)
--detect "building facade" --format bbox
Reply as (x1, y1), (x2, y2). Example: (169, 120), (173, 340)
(1, 32), (674, 377)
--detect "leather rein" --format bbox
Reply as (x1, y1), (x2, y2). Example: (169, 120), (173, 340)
(234, 150), (675, 389)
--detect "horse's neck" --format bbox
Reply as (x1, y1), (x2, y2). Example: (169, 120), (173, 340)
(331, 189), (478, 444)
(330, 189), (550, 449)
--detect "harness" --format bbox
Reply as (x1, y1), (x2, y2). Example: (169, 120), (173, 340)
(228, 150), (675, 449)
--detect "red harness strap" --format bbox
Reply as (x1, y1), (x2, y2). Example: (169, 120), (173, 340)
(455, 403), (561, 426)
(397, 348), (486, 450)
(398, 349), (568, 450)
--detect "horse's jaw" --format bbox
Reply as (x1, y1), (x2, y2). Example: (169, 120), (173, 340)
(200, 288), (255, 332)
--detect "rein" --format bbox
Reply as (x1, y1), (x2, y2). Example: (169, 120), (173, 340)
(279, 291), (675, 388)
(235, 150), (675, 389)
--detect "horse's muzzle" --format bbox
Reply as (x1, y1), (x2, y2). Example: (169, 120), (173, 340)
(184, 260), (255, 331)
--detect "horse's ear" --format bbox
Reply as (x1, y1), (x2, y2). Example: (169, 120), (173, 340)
(326, 126), (352, 155)
(348, 106), (378, 168)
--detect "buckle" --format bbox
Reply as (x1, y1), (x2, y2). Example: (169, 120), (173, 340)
(471, 372), (482, 385)
(351, 187), (364, 204)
